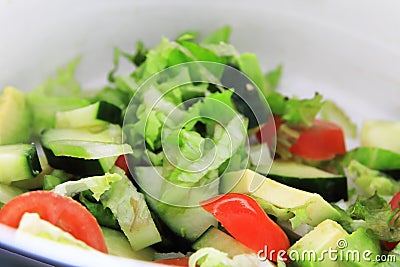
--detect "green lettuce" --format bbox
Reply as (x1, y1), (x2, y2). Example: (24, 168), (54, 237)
(189, 247), (271, 267)
(347, 160), (400, 197)
(264, 65), (282, 92)
(347, 194), (400, 242)
(52, 173), (121, 201)
(201, 25), (231, 45)
(79, 191), (119, 229)
(27, 57), (91, 134)
(100, 167), (161, 250)
(320, 100), (357, 138)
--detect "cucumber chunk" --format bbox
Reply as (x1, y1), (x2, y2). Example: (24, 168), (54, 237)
(41, 126), (124, 176)
(55, 101), (122, 129)
(0, 144), (42, 184)
(266, 161), (348, 202)
(192, 226), (253, 257)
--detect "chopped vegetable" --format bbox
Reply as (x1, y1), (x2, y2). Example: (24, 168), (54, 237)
(200, 193), (290, 262)
(0, 191), (108, 253)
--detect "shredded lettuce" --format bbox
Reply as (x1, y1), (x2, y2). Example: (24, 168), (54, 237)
(17, 213), (94, 251)
(27, 58), (91, 134)
(264, 65), (282, 92)
(32, 57), (82, 97)
(52, 173), (121, 201)
(320, 100), (357, 138)
(346, 160), (400, 197)
(79, 191), (119, 229)
(255, 196), (314, 229)
(201, 25), (231, 45)
(283, 92), (324, 128)
(346, 194), (400, 242)
(189, 247), (273, 267)
(236, 53), (268, 97)
(100, 167), (161, 250)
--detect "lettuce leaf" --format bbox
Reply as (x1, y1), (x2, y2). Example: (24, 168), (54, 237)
(320, 100), (357, 138)
(346, 160), (400, 197)
(283, 92), (324, 127)
(347, 194), (400, 242)
(52, 173), (121, 201)
(188, 247), (273, 267)
(201, 26), (231, 45)
(100, 167), (161, 250)
(27, 58), (91, 134)
(79, 190), (119, 229)
(236, 53), (267, 97)
(264, 65), (282, 92)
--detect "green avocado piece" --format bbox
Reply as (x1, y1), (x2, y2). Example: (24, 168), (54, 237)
(288, 219), (349, 267)
(339, 227), (381, 267)
(221, 169), (341, 227)
(0, 87), (31, 144)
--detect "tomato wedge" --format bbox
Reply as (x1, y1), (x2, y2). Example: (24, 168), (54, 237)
(0, 191), (108, 253)
(200, 193), (290, 262)
(115, 155), (130, 176)
(156, 257), (189, 266)
(384, 191), (400, 251)
(256, 115), (281, 146)
(258, 118), (346, 160)
(289, 119), (346, 160)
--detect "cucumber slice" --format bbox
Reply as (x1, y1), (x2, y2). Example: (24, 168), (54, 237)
(192, 226), (253, 257)
(101, 227), (155, 261)
(41, 124), (123, 145)
(47, 141), (132, 159)
(343, 147), (400, 179)
(266, 161), (348, 202)
(0, 184), (26, 205)
(55, 101), (122, 129)
(0, 144), (42, 184)
(40, 126), (124, 176)
(43, 147), (117, 176)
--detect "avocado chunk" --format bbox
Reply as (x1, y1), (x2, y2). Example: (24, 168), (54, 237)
(288, 219), (349, 267)
(0, 87), (31, 144)
(220, 169), (341, 227)
(361, 120), (400, 154)
(339, 227), (381, 267)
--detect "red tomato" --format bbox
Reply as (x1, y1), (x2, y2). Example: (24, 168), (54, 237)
(384, 191), (400, 251)
(156, 257), (189, 266)
(115, 155), (130, 176)
(200, 193), (290, 262)
(256, 115), (281, 146)
(0, 191), (108, 253)
(290, 119), (346, 160)
(390, 192), (400, 210)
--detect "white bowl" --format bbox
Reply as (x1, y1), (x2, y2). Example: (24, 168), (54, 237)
(0, 0), (399, 266)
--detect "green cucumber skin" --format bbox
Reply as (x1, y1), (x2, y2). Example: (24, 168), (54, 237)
(96, 101), (122, 125)
(343, 147), (400, 180)
(267, 174), (347, 202)
(43, 147), (105, 176)
(26, 145), (42, 177)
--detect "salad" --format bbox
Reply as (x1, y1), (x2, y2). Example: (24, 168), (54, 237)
(0, 26), (400, 267)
